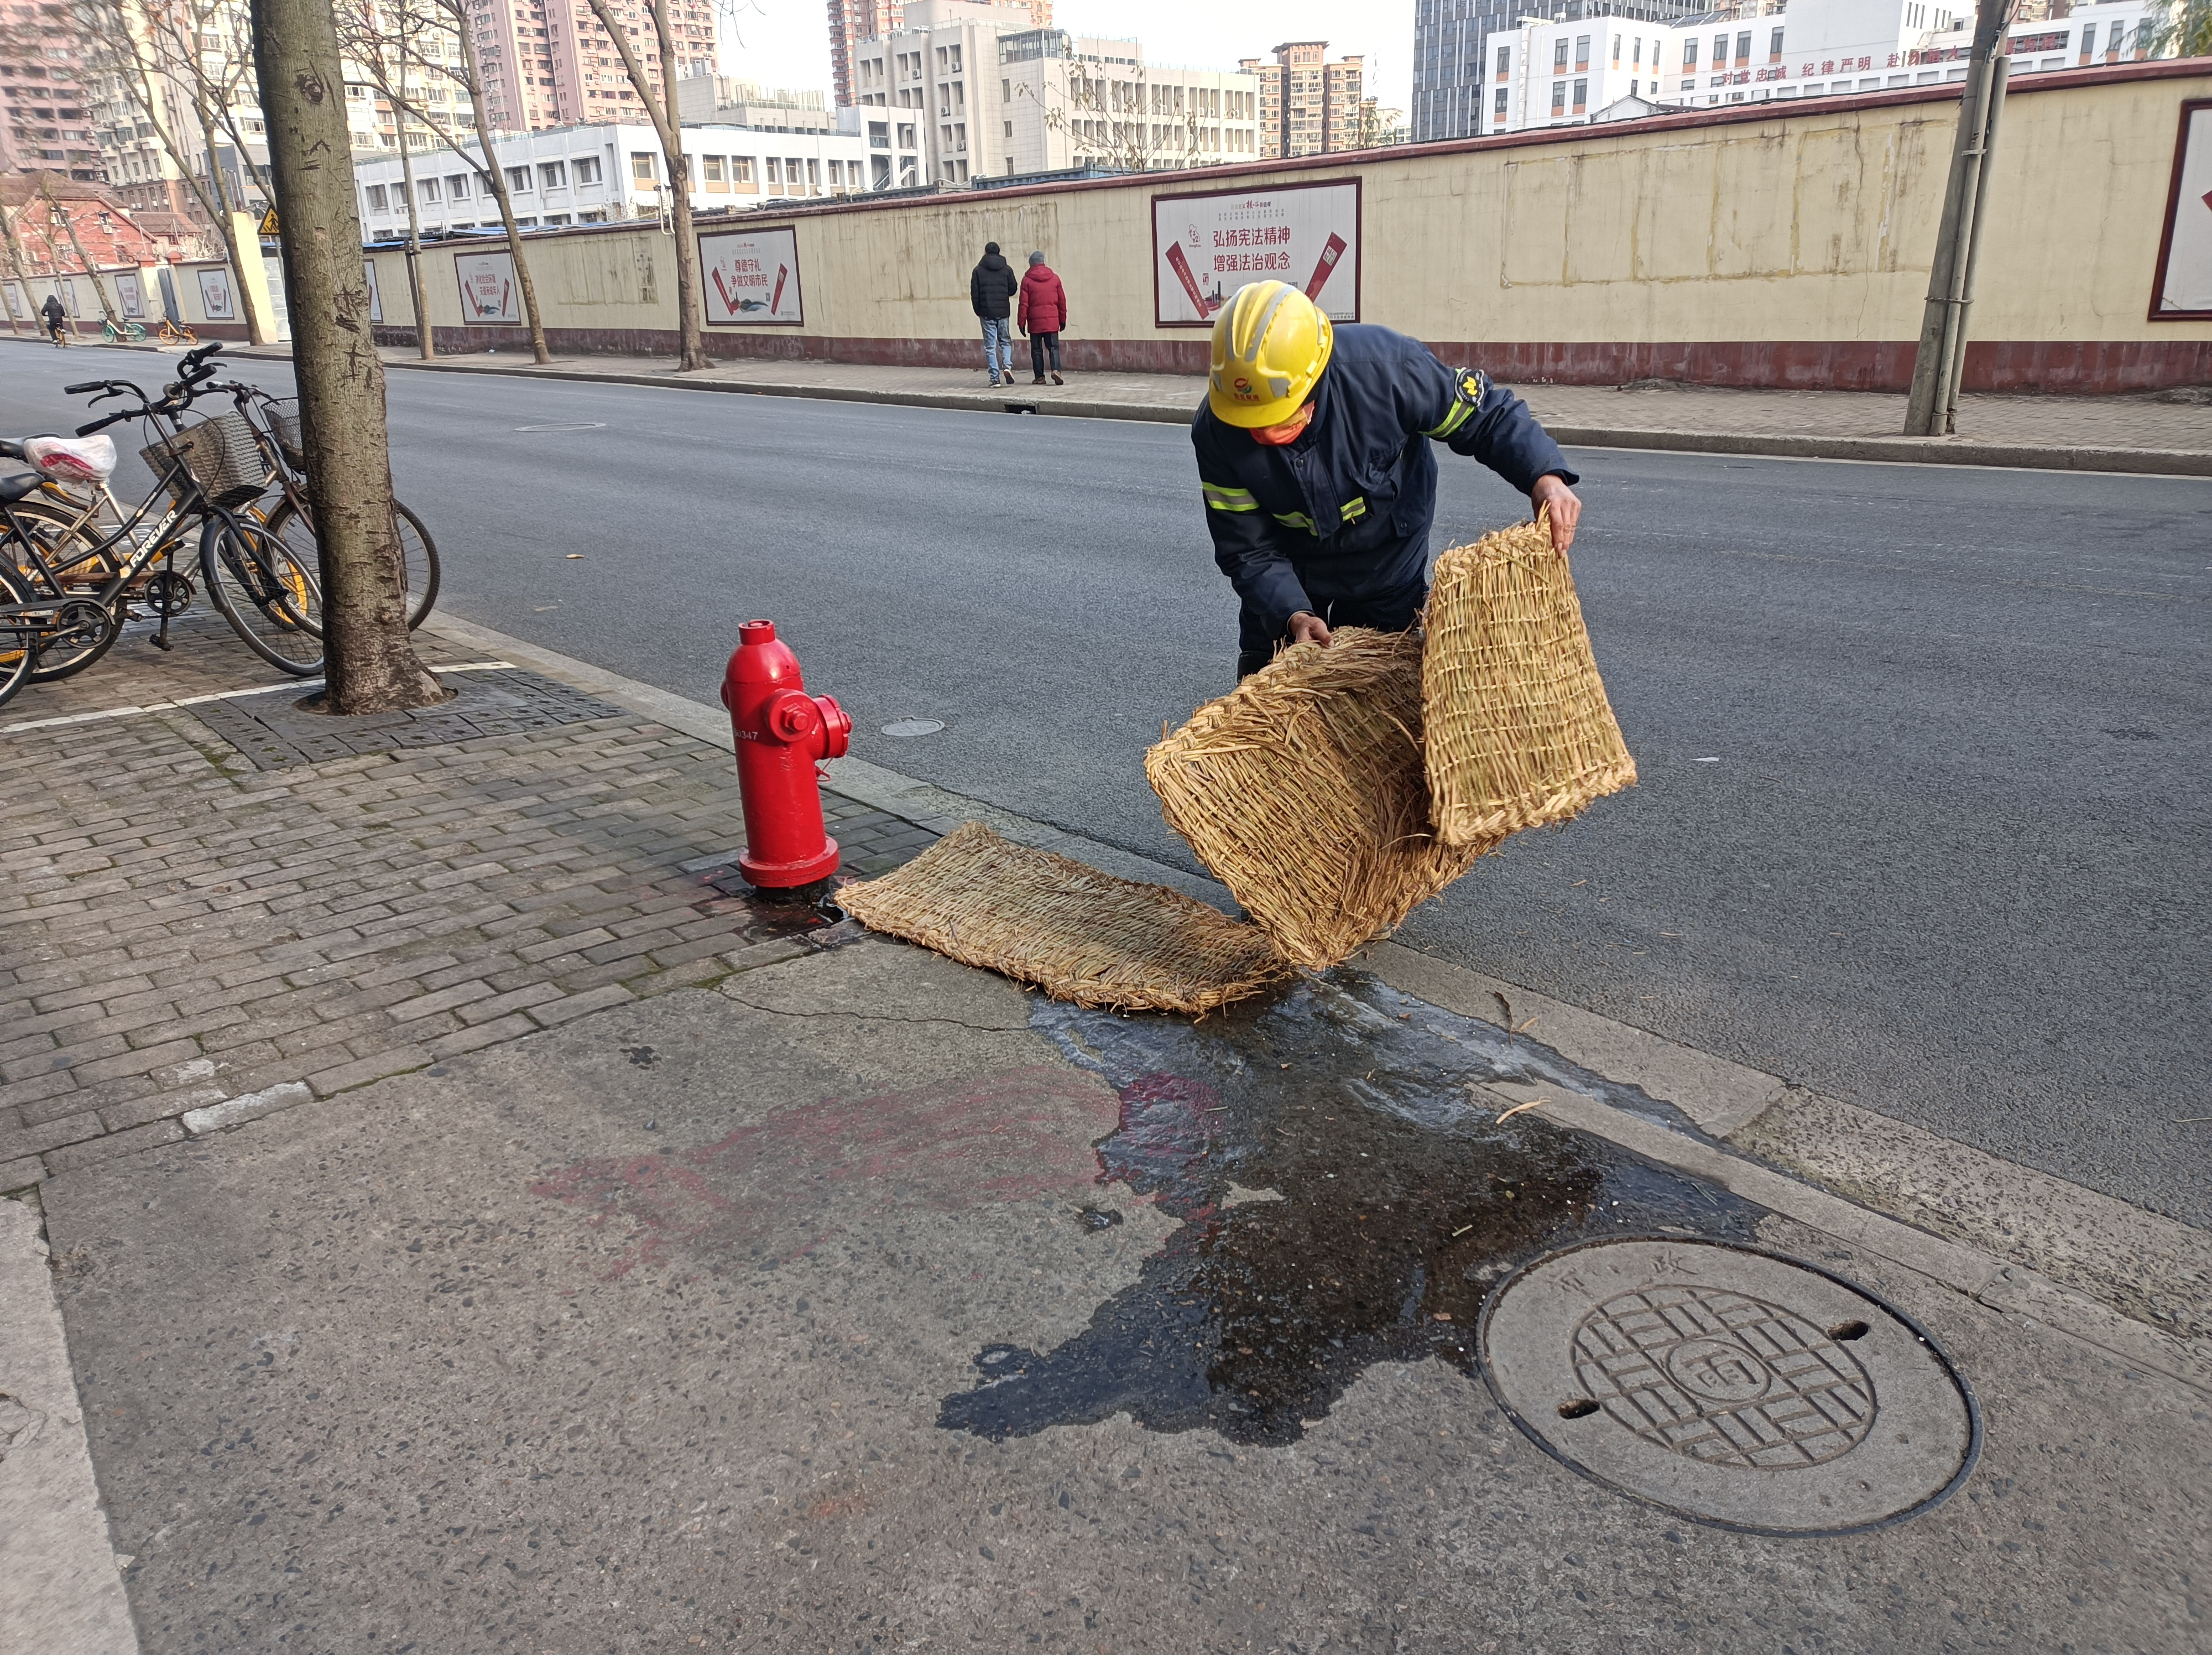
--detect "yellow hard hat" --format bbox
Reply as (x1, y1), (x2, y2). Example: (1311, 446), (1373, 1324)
(1207, 280), (1334, 428)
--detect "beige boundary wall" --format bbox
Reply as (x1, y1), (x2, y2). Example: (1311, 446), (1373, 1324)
(368, 60), (2212, 393)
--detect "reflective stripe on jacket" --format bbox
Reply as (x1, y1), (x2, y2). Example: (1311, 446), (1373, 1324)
(1190, 323), (1575, 639)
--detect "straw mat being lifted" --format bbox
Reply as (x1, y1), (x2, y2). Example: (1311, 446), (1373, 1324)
(836, 820), (1295, 1015)
(1146, 627), (1490, 971)
(1422, 518), (1636, 847)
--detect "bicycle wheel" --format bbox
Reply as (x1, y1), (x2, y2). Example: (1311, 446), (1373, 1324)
(0, 562), (41, 712)
(260, 495), (439, 629)
(200, 513), (324, 675)
(7, 499), (125, 681)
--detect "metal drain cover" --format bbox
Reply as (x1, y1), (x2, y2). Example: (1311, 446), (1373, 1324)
(1479, 1237), (1979, 1536)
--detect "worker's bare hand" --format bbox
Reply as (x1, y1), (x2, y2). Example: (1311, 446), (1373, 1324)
(1530, 473), (1581, 554)
(1286, 611), (1332, 648)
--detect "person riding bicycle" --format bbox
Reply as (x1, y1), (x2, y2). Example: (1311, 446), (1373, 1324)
(41, 293), (67, 347)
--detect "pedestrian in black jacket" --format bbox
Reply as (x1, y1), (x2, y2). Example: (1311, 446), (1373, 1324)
(969, 242), (1019, 387)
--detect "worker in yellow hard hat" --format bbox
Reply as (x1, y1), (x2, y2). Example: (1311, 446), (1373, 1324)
(1192, 279), (1582, 678)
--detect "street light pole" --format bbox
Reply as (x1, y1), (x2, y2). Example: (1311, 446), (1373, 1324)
(1905, 0), (2013, 436)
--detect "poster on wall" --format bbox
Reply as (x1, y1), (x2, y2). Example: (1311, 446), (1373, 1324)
(61, 277), (82, 316)
(1151, 180), (1361, 327)
(2150, 98), (2212, 320)
(116, 270), (144, 319)
(1, 281), (21, 320)
(364, 259), (383, 323)
(698, 227), (802, 325)
(454, 250), (520, 324)
(197, 266), (236, 320)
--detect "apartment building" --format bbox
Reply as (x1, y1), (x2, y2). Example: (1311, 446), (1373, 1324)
(1483, 0), (2162, 132)
(825, 0), (1049, 106)
(468, 0), (716, 134)
(352, 121), (873, 239)
(1, 0), (107, 181)
(1415, 0), (1708, 140)
(1238, 41), (1367, 160)
(848, 2), (1260, 184)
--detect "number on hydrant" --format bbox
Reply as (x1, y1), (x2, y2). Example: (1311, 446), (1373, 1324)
(720, 619), (853, 889)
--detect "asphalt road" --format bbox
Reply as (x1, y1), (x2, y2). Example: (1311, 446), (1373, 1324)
(4, 346), (2207, 1226)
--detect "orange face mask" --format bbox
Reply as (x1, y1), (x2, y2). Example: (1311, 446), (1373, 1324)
(1250, 402), (1314, 446)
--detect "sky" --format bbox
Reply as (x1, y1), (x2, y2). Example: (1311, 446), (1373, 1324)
(714, 0), (1418, 117)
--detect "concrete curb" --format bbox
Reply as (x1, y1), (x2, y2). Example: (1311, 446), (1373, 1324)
(0, 1198), (140, 1654)
(19, 337), (2211, 475)
(375, 353), (2212, 474)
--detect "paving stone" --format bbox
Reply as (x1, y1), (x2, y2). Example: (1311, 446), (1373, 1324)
(0, 612), (943, 1173)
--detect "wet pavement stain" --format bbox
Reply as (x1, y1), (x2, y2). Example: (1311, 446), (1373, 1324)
(937, 970), (1762, 1446)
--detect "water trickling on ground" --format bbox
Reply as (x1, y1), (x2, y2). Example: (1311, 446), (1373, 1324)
(937, 970), (1760, 1446)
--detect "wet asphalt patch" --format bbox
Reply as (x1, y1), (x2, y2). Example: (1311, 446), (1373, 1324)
(937, 971), (1764, 1447)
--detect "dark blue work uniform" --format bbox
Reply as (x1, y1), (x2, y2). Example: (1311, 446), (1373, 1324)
(1191, 324), (1577, 677)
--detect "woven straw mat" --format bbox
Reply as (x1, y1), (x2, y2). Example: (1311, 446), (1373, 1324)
(1422, 519), (1637, 847)
(1145, 627), (1488, 971)
(835, 820), (1294, 1015)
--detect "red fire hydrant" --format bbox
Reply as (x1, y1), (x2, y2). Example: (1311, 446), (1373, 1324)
(720, 620), (853, 891)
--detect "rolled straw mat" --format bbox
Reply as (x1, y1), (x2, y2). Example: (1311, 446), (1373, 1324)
(1422, 518), (1637, 847)
(836, 820), (1294, 1015)
(1145, 626), (1488, 971)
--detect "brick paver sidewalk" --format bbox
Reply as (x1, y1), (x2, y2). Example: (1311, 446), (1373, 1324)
(0, 612), (936, 1190)
(326, 344), (2212, 457)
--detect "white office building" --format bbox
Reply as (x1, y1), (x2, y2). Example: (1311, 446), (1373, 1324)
(351, 120), (874, 240)
(847, 0), (1261, 185)
(1482, 0), (2161, 132)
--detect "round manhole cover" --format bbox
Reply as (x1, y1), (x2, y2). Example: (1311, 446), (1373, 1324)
(1479, 1237), (1979, 1536)
(881, 719), (945, 737)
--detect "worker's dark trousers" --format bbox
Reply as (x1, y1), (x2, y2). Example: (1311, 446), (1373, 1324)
(1234, 580), (1426, 680)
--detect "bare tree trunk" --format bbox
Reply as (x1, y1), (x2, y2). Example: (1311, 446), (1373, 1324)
(194, 92), (273, 346)
(448, 12), (551, 364)
(250, 0), (443, 714)
(394, 138), (436, 358)
(1, 205), (37, 335)
(40, 175), (120, 329)
(585, 0), (707, 370)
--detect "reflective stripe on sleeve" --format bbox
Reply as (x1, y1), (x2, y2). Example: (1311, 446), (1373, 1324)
(1271, 511), (1316, 532)
(1202, 482), (1259, 513)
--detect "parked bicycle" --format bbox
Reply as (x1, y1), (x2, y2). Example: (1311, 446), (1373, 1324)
(0, 345), (324, 703)
(156, 317), (197, 347)
(102, 318), (148, 343)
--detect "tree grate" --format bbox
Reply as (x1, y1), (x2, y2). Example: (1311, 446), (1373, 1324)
(189, 669), (628, 769)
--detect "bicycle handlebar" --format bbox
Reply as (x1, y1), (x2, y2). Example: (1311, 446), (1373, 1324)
(75, 410), (135, 437)
(62, 379), (105, 395)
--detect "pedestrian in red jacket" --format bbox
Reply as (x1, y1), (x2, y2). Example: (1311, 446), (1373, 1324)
(1018, 252), (1067, 386)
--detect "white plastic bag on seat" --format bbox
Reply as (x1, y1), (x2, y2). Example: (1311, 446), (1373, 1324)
(23, 434), (116, 485)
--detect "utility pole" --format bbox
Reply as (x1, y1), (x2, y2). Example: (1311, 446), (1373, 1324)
(1903, 0), (2013, 435)
(250, 0), (445, 714)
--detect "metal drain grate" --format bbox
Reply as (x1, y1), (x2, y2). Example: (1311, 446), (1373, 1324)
(1478, 1237), (1979, 1536)
(191, 669), (626, 769)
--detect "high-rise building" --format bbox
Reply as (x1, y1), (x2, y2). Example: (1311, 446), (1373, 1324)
(469, 0), (717, 135)
(1237, 41), (1364, 160)
(0, 0), (108, 181)
(849, 5), (1258, 186)
(827, 0), (1050, 106)
(1413, 0), (1705, 142)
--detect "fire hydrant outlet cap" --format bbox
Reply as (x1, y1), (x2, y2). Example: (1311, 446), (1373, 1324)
(740, 619), (777, 643)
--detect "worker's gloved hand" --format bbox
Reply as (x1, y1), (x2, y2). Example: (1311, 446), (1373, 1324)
(1286, 611), (1332, 649)
(1531, 473), (1581, 554)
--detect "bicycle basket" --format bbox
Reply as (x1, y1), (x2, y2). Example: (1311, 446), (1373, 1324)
(140, 412), (268, 509)
(267, 401), (305, 470)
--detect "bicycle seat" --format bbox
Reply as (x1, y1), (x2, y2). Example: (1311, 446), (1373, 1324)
(0, 471), (41, 503)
